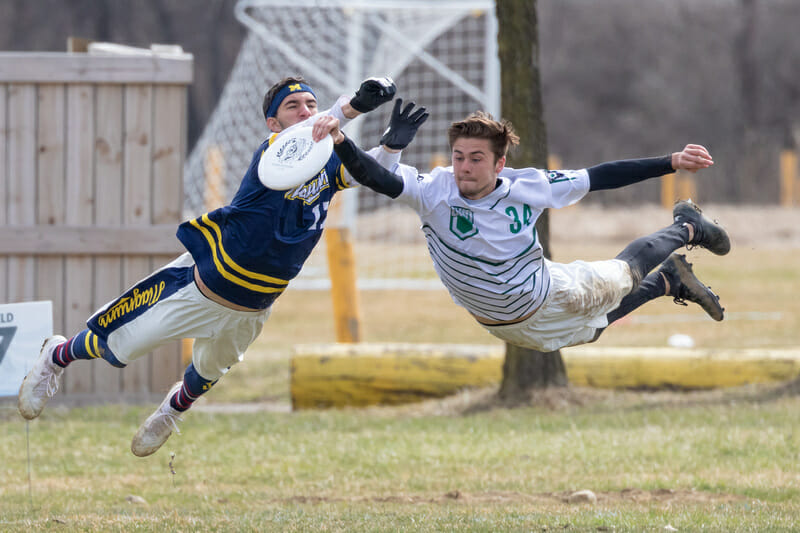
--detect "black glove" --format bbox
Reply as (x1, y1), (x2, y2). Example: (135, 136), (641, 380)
(380, 99), (429, 150)
(349, 76), (396, 113)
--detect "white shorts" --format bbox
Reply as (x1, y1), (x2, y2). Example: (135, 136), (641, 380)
(88, 253), (270, 380)
(482, 258), (633, 352)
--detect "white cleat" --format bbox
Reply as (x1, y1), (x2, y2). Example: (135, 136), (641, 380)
(131, 382), (184, 457)
(18, 335), (68, 420)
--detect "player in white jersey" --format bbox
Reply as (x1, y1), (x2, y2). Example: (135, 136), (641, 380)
(313, 106), (730, 352)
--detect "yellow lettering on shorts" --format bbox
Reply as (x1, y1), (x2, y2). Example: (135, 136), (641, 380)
(97, 280), (167, 328)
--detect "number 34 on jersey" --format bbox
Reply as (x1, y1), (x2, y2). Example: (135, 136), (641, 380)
(448, 203), (536, 241)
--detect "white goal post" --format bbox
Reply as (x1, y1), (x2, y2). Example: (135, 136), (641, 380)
(183, 0), (500, 289)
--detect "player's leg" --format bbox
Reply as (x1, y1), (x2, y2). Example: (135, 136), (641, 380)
(18, 255), (196, 420)
(52, 329), (126, 368)
(129, 365), (215, 458)
(615, 200), (730, 286)
(605, 253), (723, 326)
(130, 299), (269, 457)
(673, 200), (730, 256)
(17, 335), (68, 420)
(614, 223), (688, 287)
(17, 329), (129, 419)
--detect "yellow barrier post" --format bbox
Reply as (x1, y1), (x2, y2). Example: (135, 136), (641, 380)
(181, 338), (194, 366)
(677, 172), (697, 202)
(290, 344), (800, 409)
(429, 151), (449, 169)
(325, 195), (362, 343)
(661, 173), (676, 208)
(780, 148), (797, 207)
(547, 154), (562, 170)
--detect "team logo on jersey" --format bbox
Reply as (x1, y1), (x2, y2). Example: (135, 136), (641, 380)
(449, 206), (478, 240)
(284, 169), (330, 204)
(547, 170), (573, 184)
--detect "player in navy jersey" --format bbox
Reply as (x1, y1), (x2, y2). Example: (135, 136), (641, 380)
(18, 75), (400, 457)
(313, 107), (730, 352)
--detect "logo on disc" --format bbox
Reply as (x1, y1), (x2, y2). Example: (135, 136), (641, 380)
(276, 137), (313, 164)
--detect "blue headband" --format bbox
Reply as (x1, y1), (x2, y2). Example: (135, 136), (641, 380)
(265, 83), (316, 118)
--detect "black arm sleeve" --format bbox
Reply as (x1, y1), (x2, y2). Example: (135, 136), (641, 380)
(587, 155), (673, 191)
(333, 135), (405, 198)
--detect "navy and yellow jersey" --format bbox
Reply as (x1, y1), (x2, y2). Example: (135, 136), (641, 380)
(177, 134), (355, 310)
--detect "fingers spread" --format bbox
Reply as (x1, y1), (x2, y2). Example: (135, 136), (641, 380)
(392, 98), (404, 115)
(410, 108), (429, 123)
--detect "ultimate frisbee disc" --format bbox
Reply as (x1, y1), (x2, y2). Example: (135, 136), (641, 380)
(258, 125), (334, 190)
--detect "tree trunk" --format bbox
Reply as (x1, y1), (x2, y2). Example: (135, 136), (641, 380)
(495, 0), (567, 401)
(734, 0), (759, 130)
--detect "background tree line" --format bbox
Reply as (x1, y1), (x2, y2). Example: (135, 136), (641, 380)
(1, 0), (798, 204)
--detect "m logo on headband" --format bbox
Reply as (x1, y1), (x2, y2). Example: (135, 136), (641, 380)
(266, 82), (317, 118)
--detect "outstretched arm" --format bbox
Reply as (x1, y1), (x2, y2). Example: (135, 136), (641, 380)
(588, 144), (714, 192)
(379, 98), (429, 151)
(321, 76), (396, 129)
(334, 135), (405, 198)
(314, 100), (429, 197)
(312, 115), (405, 198)
(342, 76), (396, 118)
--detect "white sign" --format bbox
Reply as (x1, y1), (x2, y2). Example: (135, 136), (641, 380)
(0, 301), (53, 397)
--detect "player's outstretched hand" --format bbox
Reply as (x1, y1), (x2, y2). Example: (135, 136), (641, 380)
(380, 99), (429, 151)
(312, 115), (344, 144)
(672, 144), (714, 173)
(349, 76), (396, 113)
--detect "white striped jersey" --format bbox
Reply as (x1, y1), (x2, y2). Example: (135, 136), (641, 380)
(395, 164), (590, 322)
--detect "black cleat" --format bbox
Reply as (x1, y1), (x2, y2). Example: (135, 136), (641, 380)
(673, 200), (731, 256)
(659, 253), (724, 321)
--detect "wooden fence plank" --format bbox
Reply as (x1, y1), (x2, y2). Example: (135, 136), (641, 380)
(0, 225), (184, 255)
(122, 83), (154, 398)
(35, 84), (67, 335)
(63, 83), (96, 395)
(152, 85), (184, 224)
(149, 85), (187, 391)
(0, 53), (193, 84)
(93, 84), (125, 396)
(6, 84), (37, 303)
(1, 51), (191, 403)
(0, 84), (7, 302)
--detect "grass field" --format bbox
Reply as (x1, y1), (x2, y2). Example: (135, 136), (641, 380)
(2, 206), (800, 531)
(3, 386), (800, 531)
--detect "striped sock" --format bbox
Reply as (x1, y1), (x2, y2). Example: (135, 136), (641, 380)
(52, 330), (104, 368)
(170, 382), (200, 412)
(170, 363), (218, 412)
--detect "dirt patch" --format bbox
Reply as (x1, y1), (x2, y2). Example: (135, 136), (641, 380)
(368, 378), (800, 419)
(192, 376), (800, 417)
(279, 487), (745, 507)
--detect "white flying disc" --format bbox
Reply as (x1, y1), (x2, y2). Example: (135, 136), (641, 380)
(258, 125), (334, 190)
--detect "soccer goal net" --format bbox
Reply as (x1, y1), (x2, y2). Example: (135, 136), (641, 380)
(184, 0), (500, 289)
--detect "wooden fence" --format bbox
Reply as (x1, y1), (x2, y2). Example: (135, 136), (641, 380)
(0, 48), (192, 403)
